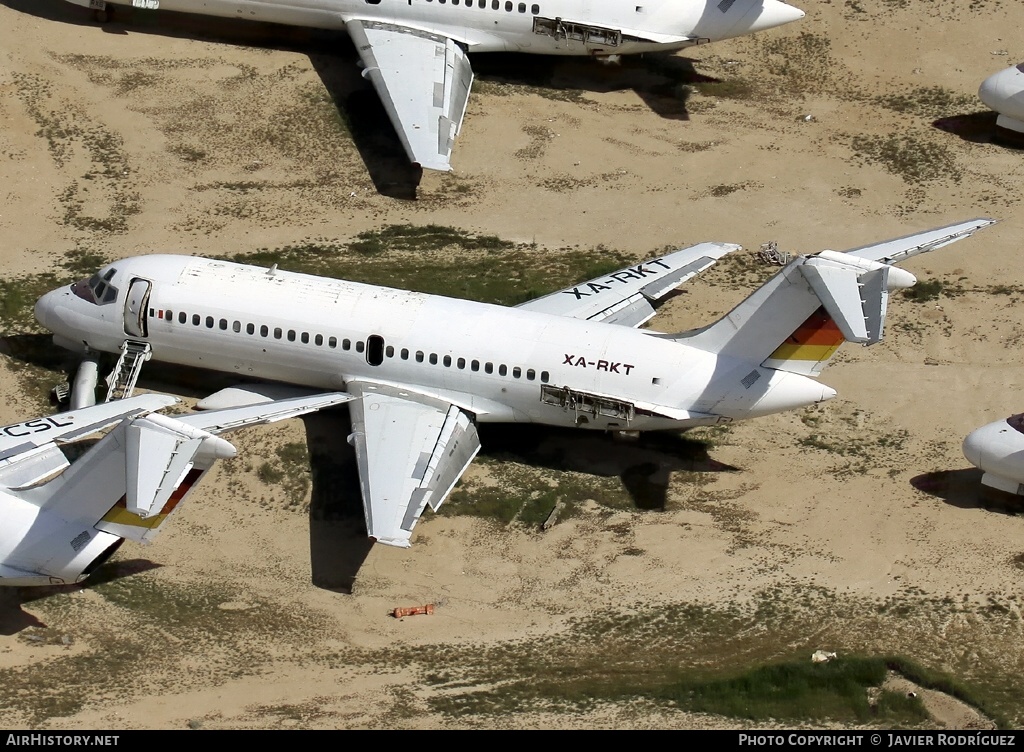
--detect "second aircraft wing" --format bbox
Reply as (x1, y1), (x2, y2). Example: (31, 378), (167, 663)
(345, 18), (474, 172)
(515, 242), (739, 327)
(346, 382), (480, 548)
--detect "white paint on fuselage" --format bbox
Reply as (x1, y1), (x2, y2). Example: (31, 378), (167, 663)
(979, 64), (1024, 135)
(68, 0), (804, 55)
(35, 255), (834, 432)
(963, 416), (1024, 494)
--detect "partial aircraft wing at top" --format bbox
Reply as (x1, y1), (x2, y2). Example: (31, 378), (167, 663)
(346, 381), (480, 548)
(345, 19), (474, 172)
(843, 218), (996, 263)
(0, 393), (177, 462)
(516, 242), (740, 327)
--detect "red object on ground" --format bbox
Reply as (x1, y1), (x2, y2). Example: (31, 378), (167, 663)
(392, 604), (435, 618)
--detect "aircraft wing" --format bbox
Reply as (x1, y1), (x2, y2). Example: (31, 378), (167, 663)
(516, 242), (739, 327)
(177, 392), (353, 436)
(345, 18), (474, 172)
(346, 382), (480, 548)
(844, 218), (996, 263)
(0, 393), (178, 462)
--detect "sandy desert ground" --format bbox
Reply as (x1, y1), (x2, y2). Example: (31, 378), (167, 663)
(0, 0), (1022, 730)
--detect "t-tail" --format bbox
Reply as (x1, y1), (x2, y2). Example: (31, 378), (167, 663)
(0, 391), (350, 586)
(674, 218), (996, 376)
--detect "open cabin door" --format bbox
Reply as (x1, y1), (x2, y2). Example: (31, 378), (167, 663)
(123, 278), (151, 338)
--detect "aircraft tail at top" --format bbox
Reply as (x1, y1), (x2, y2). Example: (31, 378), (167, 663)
(673, 218), (995, 376)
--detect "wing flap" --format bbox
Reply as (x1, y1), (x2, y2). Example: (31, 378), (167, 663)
(346, 19), (474, 172)
(348, 385), (480, 548)
(516, 242), (739, 326)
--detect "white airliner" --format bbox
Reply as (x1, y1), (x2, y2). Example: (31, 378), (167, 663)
(0, 391), (350, 586)
(61, 0), (804, 171)
(34, 218), (994, 547)
(962, 413), (1024, 496)
(978, 63), (1024, 144)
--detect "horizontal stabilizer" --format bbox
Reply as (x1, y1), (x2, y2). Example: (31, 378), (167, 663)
(844, 218), (996, 263)
(0, 393), (177, 462)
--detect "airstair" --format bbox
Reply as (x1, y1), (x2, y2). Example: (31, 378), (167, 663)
(105, 340), (152, 402)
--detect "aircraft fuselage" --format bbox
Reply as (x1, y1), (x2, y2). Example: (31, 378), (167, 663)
(35, 254), (833, 432)
(67, 0), (804, 55)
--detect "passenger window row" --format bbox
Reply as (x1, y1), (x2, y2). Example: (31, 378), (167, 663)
(155, 308), (550, 384)
(425, 0), (539, 12)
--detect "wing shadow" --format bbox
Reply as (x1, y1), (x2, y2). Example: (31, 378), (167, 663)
(473, 423), (738, 512)
(471, 51), (702, 121)
(300, 409), (373, 594)
(910, 468), (1024, 515)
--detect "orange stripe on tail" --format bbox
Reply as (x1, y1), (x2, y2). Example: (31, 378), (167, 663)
(765, 307), (844, 367)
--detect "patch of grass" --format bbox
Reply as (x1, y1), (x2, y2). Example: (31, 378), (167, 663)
(659, 656), (926, 723)
(850, 134), (961, 184)
(760, 32), (836, 95)
(447, 464), (630, 528)
(901, 279), (945, 303)
(692, 79), (754, 100)
(877, 86), (977, 119)
(225, 227), (630, 306)
(253, 441), (312, 510)
(347, 224), (514, 255)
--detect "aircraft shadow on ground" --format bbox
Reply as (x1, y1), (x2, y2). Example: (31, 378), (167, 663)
(0, 560), (160, 636)
(933, 110), (1024, 149)
(910, 468), (1024, 515)
(474, 422), (738, 511)
(6, 0), (711, 198)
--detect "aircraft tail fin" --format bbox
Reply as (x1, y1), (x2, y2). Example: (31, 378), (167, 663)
(674, 219), (994, 376)
(6, 393), (348, 586)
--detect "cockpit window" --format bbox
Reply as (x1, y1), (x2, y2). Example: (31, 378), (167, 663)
(1008, 413), (1024, 434)
(72, 267), (120, 306)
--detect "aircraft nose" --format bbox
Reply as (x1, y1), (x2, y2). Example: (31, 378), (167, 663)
(34, 289), (60, 332)
(747, 1), (805, 33)
(962, 422), (1003, 469)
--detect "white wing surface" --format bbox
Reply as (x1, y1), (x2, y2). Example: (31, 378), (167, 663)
(346, 19), (474, 172)
(844, 218), (996, 263)
(179, 392), (353, 435)
(347, 383), (480, 548)
(0, 393), (177, 462)
(516, 242), (739, 327)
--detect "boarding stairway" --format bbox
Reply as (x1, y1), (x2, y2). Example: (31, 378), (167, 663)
(105, 340), (152, 402)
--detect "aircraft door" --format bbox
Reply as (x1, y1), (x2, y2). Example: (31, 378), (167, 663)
(123, 278), (151, 338)
(366, 335), (385, 366)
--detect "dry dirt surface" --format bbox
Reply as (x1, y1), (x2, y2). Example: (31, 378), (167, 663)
(0, 0), (1022, 731)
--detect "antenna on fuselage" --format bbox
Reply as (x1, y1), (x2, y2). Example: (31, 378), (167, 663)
(267, 264), (278, 276)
